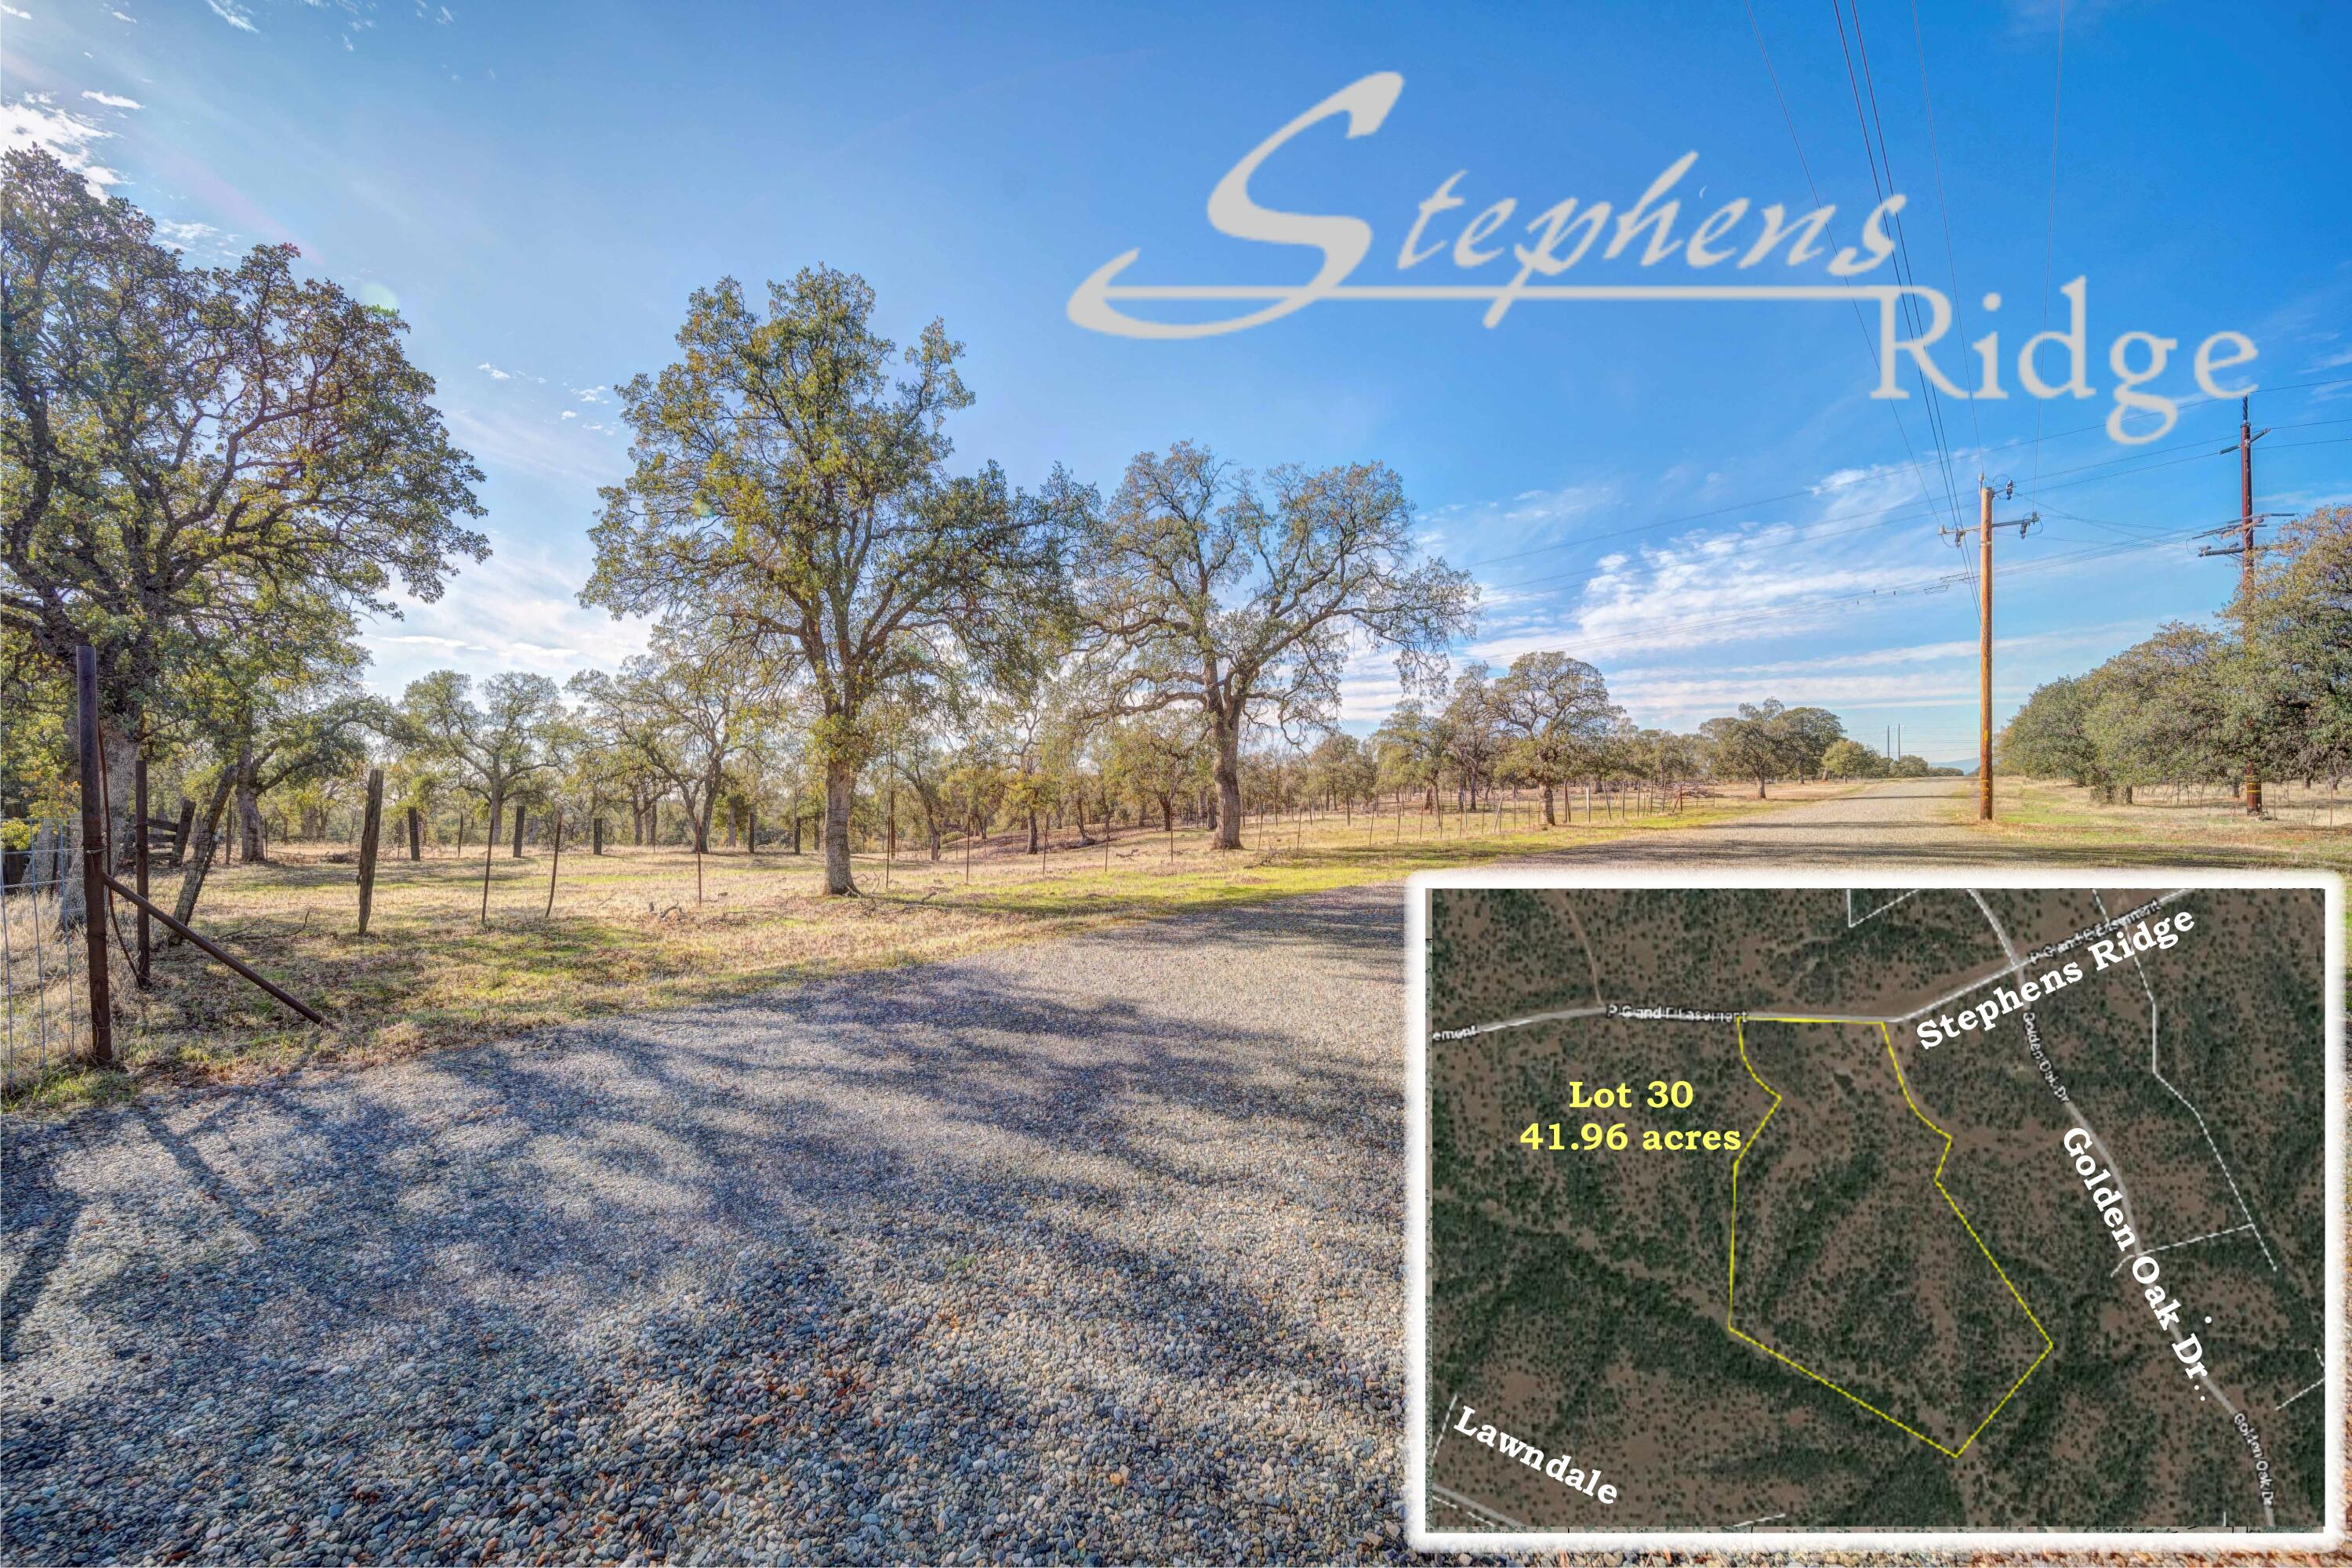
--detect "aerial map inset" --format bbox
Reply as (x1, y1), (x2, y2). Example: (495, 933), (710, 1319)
(1411, 877), (2338, 1549)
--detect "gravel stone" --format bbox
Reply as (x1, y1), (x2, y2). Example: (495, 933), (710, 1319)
(3, 884), (1412, 1564)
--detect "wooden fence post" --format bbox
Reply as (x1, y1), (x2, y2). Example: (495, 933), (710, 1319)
(545, 808), (563, 917)
(356, 766), (384, 936)
(406, 804), (422, 861)
(511, 800), (526, 858)
(73, 645), (113, 1065)
(592, 818), (604, 855)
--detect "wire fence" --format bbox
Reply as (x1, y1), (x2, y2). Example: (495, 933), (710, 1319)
(2, 817), (97, 1094)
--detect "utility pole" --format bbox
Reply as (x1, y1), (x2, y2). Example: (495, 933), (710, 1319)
(2198, 395), (2276, 815)
(1944, 478), (2038, 822)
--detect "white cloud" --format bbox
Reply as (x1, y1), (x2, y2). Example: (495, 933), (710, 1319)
(572, 385), (606, 404)
(205, 0), (257, 31)
(1454, 459), (1947, 661)
(1429, 480), (1616, 539)
(2, 5), (31, 20)
(358, 535), (652, 690)
(1, 96), (120, 188)
(559, 409), (577, 419)
(2307, 343), (2352, 372)
(476, 361), (513, 381)
(80, 90), (143, 109)
(152, 217), (243, 260)
(445, 405), (630, 485)
(111, 9), (135, 21)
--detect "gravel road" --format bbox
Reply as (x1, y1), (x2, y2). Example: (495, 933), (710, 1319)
(2, 779), (1979, 1565)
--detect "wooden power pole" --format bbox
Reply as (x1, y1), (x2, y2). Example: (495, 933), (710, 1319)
(1945, 479), (2038, 822)
(2198, 395), (2274, 815)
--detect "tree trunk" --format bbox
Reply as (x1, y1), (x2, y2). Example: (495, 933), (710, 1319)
(1026, 808), (1040, 855)
(407, 805), (422, 861)
(1213, 715), (1244, 851)
(488, 783), (506, 848)
(822, 755), (857, 895)
(1543, 784), (1556, 826)
(102, 724), (137, 873)
(235, 744), (264, 863)
(511, 800), (527, 857)
(170, 797), (194, 869)
(171, 768), (238, 931)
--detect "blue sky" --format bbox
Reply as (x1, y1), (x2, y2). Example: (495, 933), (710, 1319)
(4, 0), (2347, 764)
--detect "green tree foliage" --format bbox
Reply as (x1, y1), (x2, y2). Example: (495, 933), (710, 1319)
(1107, 712), (1205, 830)
(1491, 650), (1621, 824)
(582, 267), (1073, 895)
(1820, 738), (1886, 779)
(1374, 697), (1444, 809)
(569, 623), (791, 853)
(2000, 676), (2105, 788)
(2078, 623), (2234, 792)
(2228, 503), (2352, 784)
(397, 670), (567, 847)
(1069, 442), (1475, 850)
(0, 148), (485, 751)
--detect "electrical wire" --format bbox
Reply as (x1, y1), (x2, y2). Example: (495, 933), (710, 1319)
(2032, 0), (2067, 486)
(1738, 0), (1958, 545)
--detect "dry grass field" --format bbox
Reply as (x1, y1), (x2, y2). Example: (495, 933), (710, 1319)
(1958, 777), (2352, 872)
(2, 784), (1832, 1111)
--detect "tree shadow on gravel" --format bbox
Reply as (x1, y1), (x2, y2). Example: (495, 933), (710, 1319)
(0, 896), (1417, 1563)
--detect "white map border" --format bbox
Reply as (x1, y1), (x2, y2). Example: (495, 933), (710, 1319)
(1404, 866), (2344, 1555)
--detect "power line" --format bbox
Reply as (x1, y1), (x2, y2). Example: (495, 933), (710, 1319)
(1468, 426), (2350, 593)
(1737, 0), (1959, 543)
(1837, 0), (1968, 532)
(1544, 519), (2218, 661)
(2032, 0), (2067, 485)
(1905, 0), (1984, 456)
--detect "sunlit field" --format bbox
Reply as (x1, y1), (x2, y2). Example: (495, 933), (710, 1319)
(4, 784), (1824, 1110)
(1959, 776), (2352, 859)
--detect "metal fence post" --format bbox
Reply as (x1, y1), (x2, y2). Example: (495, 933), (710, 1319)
(74, 646), (113, 1065)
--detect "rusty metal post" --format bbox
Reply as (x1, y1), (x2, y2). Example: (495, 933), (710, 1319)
(74, 646), (113, 1065)
(134, 753), (151, 987)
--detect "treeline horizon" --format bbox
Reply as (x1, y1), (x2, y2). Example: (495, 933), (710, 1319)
(0, 145), (1926, 931)
(10, 144), (2336, 941)
(2001, 501), (2351, 807)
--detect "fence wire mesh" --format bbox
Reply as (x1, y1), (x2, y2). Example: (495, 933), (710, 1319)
(2, 817), (96, 1094)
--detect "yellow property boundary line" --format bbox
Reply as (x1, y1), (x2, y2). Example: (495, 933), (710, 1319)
(1727, 1015), (2055, 1459)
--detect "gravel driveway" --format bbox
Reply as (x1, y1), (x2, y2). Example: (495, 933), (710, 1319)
(5, 884), (1412, 1565)
(3, 779), (1994, 1566)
